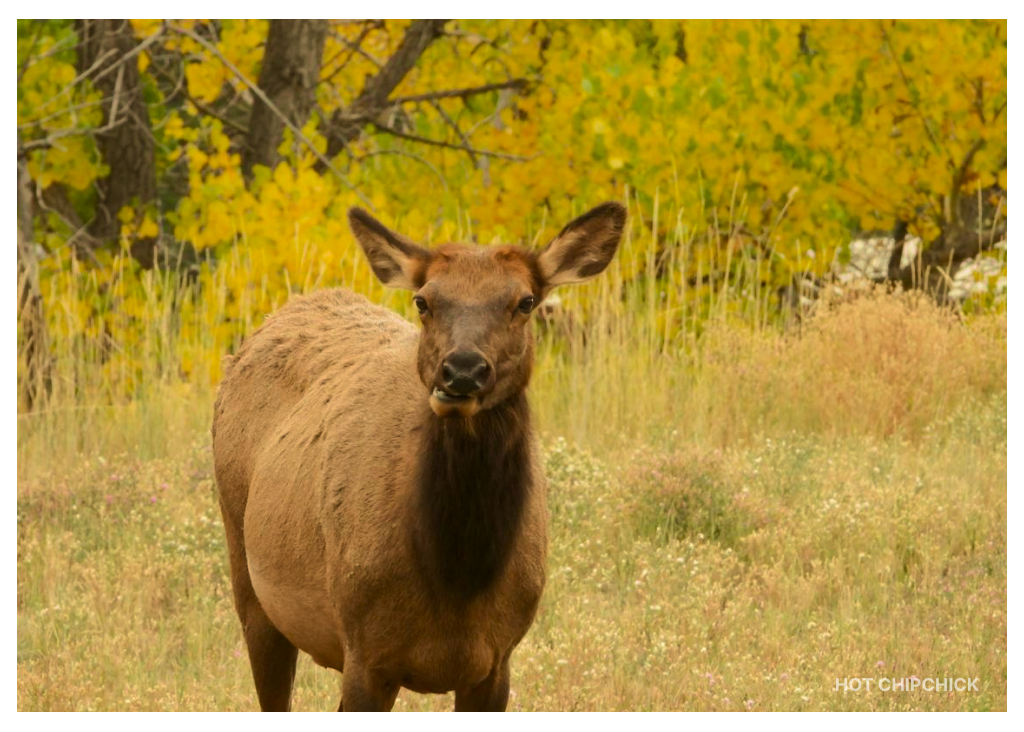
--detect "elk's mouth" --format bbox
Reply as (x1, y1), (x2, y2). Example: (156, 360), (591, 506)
(430, 388), (481, 418)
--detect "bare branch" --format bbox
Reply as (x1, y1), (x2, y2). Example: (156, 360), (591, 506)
(18, 111), (129, 154)
(22, 28), (82, 65)
(991, 99), (1007, 122)
(147, 56), (250, 136)
(324, 19), (449, 160)
(41, 47), (118, 109)
(360, 20), (450, 109)
(429, 100), (477, 166)
(322, 21), (383, 81)
(357, 149), (449, 191)
(371, 120), (535, 162)
(971, 77), (986, 124)
(19, 31), (158, 158)
(18, 21), (45, 85)
(89, 22), (164, 87)
(391, 78), (527, 105)
(36, 22), (165, 115)
(17, 97), (108, 132)
(168, 21), (373, 209)
(33, 182), (103, 263)
(879, 21), (955, 176)
(328, 23), (384, 69)
(948, 139), (985, 226)
(107, 62), (125, 130)
(465, 87), (517, 137)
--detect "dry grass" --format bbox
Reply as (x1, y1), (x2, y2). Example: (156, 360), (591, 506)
(17, 205), (1007, 711)
(17, 394), (1006, 711)
(686, 289), (1007, 444)
(533, 282), (1006, 453)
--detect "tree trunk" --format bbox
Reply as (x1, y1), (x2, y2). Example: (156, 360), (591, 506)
(76, 19), (158, 267)
(243, 19), (328, 180)
(880, 185), (1007, 301)
(17, 149), (51, 410)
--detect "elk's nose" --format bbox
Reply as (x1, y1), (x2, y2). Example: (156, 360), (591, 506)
(442, 350), (491, 396)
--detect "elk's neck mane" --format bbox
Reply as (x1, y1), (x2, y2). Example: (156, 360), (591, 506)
(413, 393), (533, 600)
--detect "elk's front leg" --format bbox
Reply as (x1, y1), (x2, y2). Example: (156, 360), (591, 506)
(454, 660), (510, 712)
(339, 662), (399, 711)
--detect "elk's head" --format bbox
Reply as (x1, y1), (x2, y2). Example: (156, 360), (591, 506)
(349, 203), (626, 418)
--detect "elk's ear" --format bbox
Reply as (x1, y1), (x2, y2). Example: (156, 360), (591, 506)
(348, 208), (431, 290)
(537, 202), (626, 290)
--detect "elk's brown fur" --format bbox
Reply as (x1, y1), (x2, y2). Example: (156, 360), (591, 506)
(212, 202), (626, 711)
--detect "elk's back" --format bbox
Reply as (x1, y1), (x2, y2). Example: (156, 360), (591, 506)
(213, 288), (417, 509)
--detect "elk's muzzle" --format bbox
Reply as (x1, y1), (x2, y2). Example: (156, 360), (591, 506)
(429, 349), (493, 418)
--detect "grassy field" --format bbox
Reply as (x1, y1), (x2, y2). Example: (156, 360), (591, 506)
(17, 264), (1007, 710)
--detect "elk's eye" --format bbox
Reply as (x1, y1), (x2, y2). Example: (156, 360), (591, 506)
(518, 296), (536, 314)
(414, 296), (430, 315)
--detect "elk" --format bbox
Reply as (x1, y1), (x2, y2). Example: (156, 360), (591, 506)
(212, 202), (626, 711)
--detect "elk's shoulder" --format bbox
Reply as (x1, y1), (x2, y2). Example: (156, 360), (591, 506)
(222, 288), (415, 395)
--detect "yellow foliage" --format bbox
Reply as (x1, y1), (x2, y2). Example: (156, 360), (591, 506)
(18, 19), (1007, 396)
(185, 61), (226, 104)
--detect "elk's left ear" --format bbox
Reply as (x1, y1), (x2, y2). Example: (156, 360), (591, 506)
(537, 202), (627, 290)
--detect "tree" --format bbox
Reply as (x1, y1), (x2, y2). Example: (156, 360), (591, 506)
(17, 149), (50, 409)
(243, 20), (328, 179)
(75, 19), (159, 265)
(16, 19), (1007, 396)
(18, 19), (523, 260)
(321, 19), (449, 162)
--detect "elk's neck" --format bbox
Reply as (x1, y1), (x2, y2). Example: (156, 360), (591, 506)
(413, 393), (533, 600)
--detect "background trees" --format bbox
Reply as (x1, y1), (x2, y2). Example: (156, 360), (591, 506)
(16, 19), (1007, 402)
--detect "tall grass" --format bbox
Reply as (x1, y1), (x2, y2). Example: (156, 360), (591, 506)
(18, 197), (1006, 470)
(17, 198), (1007, 710)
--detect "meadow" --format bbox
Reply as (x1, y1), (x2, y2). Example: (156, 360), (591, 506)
(16, 18), (1008, 712)
(16, 220), (1007, 711)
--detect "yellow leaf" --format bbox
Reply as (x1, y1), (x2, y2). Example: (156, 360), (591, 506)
(185, 62), (226, 105)
(138, 214), (159, 239)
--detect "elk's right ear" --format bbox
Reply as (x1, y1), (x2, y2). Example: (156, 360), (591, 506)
(348, 208), (431, 290)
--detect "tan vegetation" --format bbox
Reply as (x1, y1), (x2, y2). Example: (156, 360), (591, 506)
(18, 269), (1007, 709)
(16, 17), (1007, 712)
